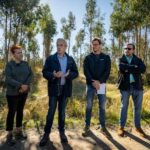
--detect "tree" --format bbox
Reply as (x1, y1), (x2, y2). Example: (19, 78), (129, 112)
(75, 29), (85, 67)
(37, 4), (57, 62)
(83, 0), (97, 45)
(61, 11), (76, 55)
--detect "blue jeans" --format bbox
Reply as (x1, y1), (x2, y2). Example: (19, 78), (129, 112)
(119, 86), (143, 128)
(85, 85), (106, 127)
(44, 95), (68, 134)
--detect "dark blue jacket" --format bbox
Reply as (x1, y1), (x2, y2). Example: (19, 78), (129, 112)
(83, 52), (111, 85)
(5, 60), (33, 96)
(42, 53), (78, 97)
(118, 54), (146, 90)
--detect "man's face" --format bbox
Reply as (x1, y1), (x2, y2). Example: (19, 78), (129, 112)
(124, 44), (134, 56)
(57, 40), (67, 55)
(92, 40), (101, 53)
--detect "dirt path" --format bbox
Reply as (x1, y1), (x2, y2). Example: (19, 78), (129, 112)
(0, 127), (150, 150)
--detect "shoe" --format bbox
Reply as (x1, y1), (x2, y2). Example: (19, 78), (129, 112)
(60, 132), (68, 143)
(118, 127), (125, 137)
(15, 131), (27, 140)
(135, 127), (147, 137)
(39, 133), (49, 147)
(82, 126), (90, 137)
(6, 133), (16, 146)
(100, 127), (112, 138)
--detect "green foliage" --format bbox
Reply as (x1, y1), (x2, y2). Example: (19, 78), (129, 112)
(61, 11), (76, 54)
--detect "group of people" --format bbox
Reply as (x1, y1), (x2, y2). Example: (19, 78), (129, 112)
(4, 37), (147, 147)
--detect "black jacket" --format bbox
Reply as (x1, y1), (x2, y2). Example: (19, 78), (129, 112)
(118, 54), (146, 90)
(42, 53), (78, 97)
(83, 52), (111, 85)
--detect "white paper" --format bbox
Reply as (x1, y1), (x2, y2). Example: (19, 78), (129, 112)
(97, 83), (106, 94)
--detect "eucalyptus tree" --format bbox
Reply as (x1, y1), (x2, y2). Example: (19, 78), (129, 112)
(75, 29), (85, 67)
(61, 11), (76, 55)
(83, 0), (97, 45)
(38, 4), (56, 62)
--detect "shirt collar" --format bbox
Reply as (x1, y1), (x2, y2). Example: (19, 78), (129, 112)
(57, 53), (67, 59)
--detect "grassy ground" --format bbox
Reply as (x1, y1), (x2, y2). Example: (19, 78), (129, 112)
(0, 69), (150, 131)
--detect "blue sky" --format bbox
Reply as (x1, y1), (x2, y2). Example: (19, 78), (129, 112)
(0, 0), (114, 56)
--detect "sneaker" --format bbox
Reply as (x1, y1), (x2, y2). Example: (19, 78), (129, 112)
(39, 133), (49, 147)
(6, 133), (16, 146)
(82, 126), (90, 137)
(15, 131), (27, 140)
(118, 127), (125, 137)
(60, 132), (68, 143)
(135, 127), (146, 137)
(100, 127), (112, 138)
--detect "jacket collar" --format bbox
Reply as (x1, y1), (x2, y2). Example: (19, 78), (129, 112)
(53, 52), (71, 70)
(122, 54), (137, 64)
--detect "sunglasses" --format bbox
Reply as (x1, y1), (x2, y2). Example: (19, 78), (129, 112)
(124, 48), (132, 50)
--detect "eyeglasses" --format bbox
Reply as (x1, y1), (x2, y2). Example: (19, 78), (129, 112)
(92, 44), (100, 46)
(124, 48), (132, 50)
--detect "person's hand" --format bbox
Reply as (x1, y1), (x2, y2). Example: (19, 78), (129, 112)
(92, 80), (100, 90)
(19, 85), (29, 93)
(64, 70), (70, 77)
(53, 71), (64, 78)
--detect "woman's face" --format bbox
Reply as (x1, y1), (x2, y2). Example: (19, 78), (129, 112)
(13, 48), (23, 61)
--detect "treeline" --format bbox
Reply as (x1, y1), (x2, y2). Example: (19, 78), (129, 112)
(0, 0), (106, 68)
(0, 0), (150, 68)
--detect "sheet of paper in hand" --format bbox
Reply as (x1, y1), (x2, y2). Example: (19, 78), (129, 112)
(97, 83), (106, 94)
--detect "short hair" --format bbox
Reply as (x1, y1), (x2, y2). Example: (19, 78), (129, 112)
(92, 38), (102, 45)
(57, 38), (67, 46)
(10, 44), (22, 54)
(127, 43), (135, 50)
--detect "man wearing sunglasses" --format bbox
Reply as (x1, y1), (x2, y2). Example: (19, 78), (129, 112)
(118, 43), (147, 137)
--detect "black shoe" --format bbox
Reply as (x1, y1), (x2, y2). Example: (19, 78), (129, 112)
(60, 132), (68, 143)
(82, 126), (90, 137)
(15, 131), (27, 140)
(39, 133), (49, 147)
(6, 134), (16, 146)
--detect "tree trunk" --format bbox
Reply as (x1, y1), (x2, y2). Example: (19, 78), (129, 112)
(5, 11), (8, 63)
(135, 26), (139, 56)
(144, 26), (148, 65)
(80, 47), (82, 68)
(68, 38), (71, 55)
(89, 25), (92, 51)
(138, 26), (142, 58)
(7, 10), (12, 56)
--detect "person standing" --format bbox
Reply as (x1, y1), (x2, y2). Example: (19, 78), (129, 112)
(117, 43), (147, 137)
(5, 44), (33, 146)
(40, 38), (78, 146)
(82, 38), (111, 137)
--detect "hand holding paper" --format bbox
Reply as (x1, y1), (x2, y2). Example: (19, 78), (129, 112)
(97, 83), (106, 94)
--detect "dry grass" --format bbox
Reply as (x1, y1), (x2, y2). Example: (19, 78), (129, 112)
(0, 70), (150, 130)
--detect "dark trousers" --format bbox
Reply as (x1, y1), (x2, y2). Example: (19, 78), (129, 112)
(44, 94), (68, 134)
(6, 94), (28, 131)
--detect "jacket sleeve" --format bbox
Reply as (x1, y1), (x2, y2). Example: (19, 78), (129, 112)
(25, 64), (33, 85)
(99, 55), (111, 83)
(83, 56), (93, 84)
(5, 63), (22, 88)
(42, 57), (55, 81)
(66, 57), (78, 80)
(119, 58), (146, 74)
